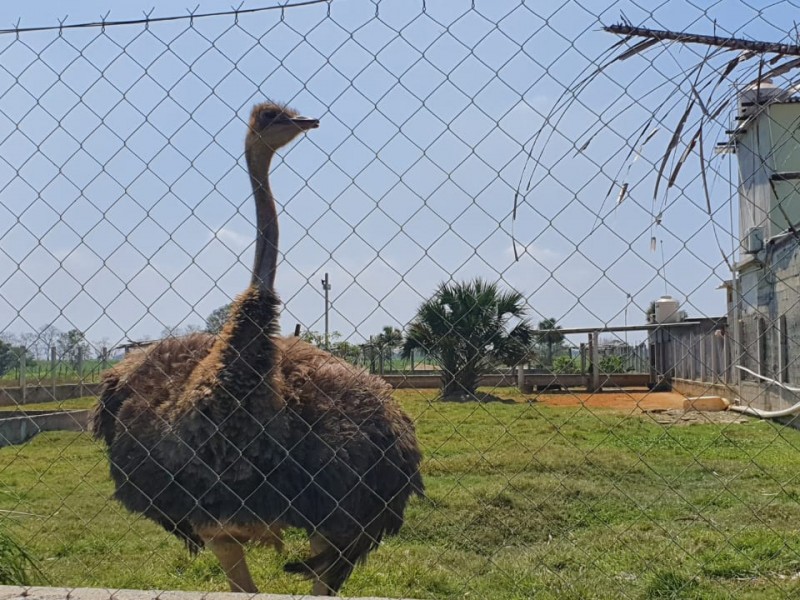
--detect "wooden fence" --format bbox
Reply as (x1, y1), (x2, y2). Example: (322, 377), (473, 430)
(650, 318), (731, 386)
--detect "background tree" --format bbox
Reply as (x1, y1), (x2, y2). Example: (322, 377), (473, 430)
(205, 302), (233, 334)
(645, 301), (656, 324)
(331, 339), (361, 364)
(56, 329), (89, 370)
(0, 339), (17, 377)
(536, 318), (565, 367)
(299, 330), (360, 365)
(301, 330), (341, 347)
(37, 325), (61, 360)
(374, 326), (403, 371)
(17, 332), (39, 361)
(402, 278), (533, 398)
(0, 341), (34, 376)
(94, 337), (111, 360)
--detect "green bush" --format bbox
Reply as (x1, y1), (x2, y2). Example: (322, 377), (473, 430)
(0, 526), (36, 585)
(551, 355), (580, 374)
(599, 355), (625, 374)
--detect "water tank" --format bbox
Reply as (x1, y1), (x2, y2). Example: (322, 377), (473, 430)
(654, 296), (681, 324)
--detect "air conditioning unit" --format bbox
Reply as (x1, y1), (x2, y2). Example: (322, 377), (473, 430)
(743, 226), (764, 254)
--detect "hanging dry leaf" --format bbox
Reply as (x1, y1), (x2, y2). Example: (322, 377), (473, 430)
(616, 182), (629, 205)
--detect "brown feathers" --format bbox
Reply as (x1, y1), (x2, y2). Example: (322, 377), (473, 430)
(90, 332), (214, 446)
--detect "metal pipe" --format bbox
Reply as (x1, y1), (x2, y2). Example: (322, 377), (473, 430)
(729, 366), (800, 418)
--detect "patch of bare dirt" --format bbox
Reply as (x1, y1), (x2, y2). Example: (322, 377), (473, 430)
(535, 390), (686, 411)
(531, 390), (753, 426)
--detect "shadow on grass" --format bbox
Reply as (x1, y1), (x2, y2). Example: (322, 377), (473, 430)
(438, 392), (523, 405)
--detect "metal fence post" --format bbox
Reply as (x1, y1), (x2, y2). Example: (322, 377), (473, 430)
(591, 331), (600, 392)
(50, 345), (56, 400)
(19, 346), (26, 405)
(579, 342), (586, 374)
(77, 346), (84, 397)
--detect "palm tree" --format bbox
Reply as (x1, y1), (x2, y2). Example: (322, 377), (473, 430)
(375, 325), (403, 372)
(536, 318), (564, 367)
(402, 278), (533, 398)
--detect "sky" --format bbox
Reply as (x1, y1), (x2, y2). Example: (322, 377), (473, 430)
(0, 0), (794, 353)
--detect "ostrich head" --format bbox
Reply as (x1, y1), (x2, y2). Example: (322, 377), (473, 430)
(245, 101), (319, 161)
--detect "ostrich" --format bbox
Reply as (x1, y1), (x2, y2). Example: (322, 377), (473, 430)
(91, 102), (424, 596)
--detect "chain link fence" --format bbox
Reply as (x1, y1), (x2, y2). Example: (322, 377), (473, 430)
(2, 1), (800, 598)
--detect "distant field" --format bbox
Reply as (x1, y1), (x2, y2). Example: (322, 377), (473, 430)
(0, 397), (97, 412)
(0, 357), (440, 387)
(0, 360), (114, 387)
(2, 388), (800, 599)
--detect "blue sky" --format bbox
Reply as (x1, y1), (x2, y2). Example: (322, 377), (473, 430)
(0, 0), (791, 350)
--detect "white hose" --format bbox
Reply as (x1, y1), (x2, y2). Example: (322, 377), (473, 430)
(728, 366), (800, 418)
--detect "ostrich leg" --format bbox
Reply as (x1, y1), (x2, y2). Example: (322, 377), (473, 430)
(309, 534), (335, 596)
(205, 538), (258, 593)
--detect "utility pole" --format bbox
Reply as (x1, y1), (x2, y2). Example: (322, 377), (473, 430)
(321, 272), (331, 350)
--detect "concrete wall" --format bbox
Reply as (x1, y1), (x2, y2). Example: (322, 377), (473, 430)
(0, 410), (89, 447)
(0, 383), (102, 407)
(382, 372), (650, 391)
(737, 235), (800, 382)
(670, 378), (739, 400)
(738, 381), (799, 409)
(732, 234), (800, 422)
(673, 379), (800, 430)
(650, 319), (729, 385)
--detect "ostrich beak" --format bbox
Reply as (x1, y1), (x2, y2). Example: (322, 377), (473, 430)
(290, 116), (319, 130)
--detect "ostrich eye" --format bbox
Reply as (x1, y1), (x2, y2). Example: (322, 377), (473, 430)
(258, 110), (280, 127)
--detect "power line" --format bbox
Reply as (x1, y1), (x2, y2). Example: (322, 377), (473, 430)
(0, 0), (333, 36)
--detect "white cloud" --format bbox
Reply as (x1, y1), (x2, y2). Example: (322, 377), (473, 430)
(214, 227), (252, 252)
(506, 242), (562, 266)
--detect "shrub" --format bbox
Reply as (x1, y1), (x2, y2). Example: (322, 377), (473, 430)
(599, 355), (625, 374)
(552, 355), (580, 374)
(0, 526), (36, 585)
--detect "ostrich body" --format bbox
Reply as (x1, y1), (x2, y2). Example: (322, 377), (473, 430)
(91, 103), (424, 596)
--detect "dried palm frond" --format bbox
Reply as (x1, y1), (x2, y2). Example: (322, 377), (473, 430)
(512, 20), (800, 269)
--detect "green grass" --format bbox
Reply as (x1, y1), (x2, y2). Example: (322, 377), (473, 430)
(0, 397), (97, 412)
(2, 388), (800, 598)
(0, 525), (36, 584)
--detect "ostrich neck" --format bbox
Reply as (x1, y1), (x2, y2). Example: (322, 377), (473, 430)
(177, 144), (285, 423)
(248, 150), (278, 291)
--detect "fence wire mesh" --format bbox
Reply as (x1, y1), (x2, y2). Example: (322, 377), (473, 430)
(2, 1), (800, 598)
